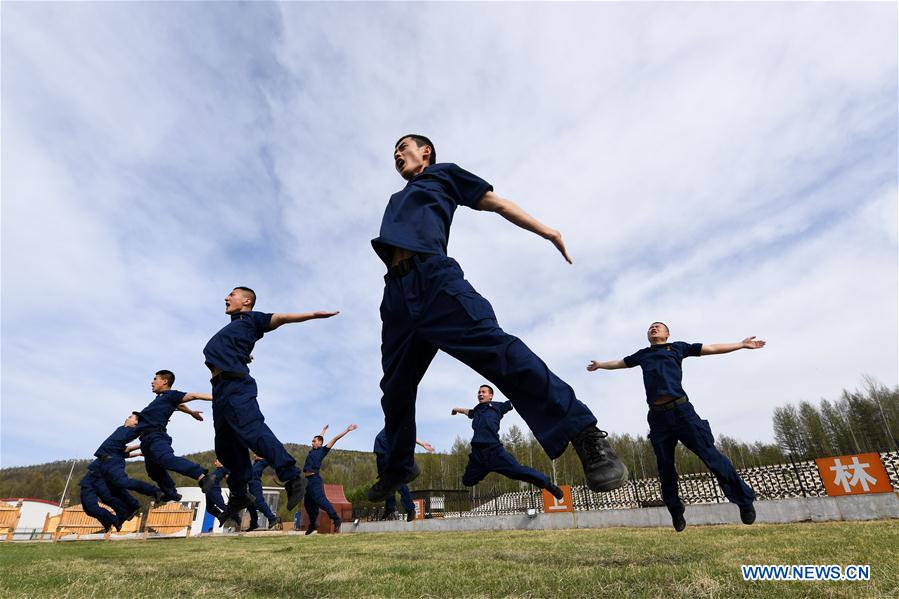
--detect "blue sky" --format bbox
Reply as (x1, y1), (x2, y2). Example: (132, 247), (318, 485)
(2, 3), (896, 468)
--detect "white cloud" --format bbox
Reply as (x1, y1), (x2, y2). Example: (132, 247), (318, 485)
(2, 2), (896, 467)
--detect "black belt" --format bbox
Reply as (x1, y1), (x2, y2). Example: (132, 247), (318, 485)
(210, 371), (247, 384)
(650, 396), (689, 411)
(384, 253), (432, 282)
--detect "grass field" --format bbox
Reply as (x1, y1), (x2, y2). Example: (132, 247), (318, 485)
(1, 521), (897, 598)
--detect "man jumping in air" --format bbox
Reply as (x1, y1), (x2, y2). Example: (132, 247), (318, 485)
(302, 423), (357, 534)
(202, 286), (338, 523)
(452, 385), (564, 499)
(588, 321), (763, 531)
(135, 369), (213, 502)
(368, 135), (627, 501)
(373, 428), (433, 521)
(81, 413), (164, 531)
(247, 454), (281, 531)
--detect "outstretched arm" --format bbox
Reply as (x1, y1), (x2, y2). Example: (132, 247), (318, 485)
(476, 191), (572, 264)
(175, 392), (212, 421)
(270, 311), (339, 330)
(700, 337), (766, 356)
(177, 403), (204, 422)
(451, 407), (471, 416)
(182, 392), (213, 402)
(416, 439), (435, 453)
(317, 424), (329, 438)
(326, 424), (358, 449)
(587, 359), (628, 372)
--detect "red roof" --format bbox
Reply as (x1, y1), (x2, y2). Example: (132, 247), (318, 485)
(0, 498), (61, 507)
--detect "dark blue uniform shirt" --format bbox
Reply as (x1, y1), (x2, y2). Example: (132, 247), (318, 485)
(373, 429), (388, 455)
(94, 425), (139, 458)
(251, 458), (269, 481)
(303, 446), (330, 474)
(623, 342), (703, 404)
(203, 311), (273, 375)
(135, 390), (187, 434)
(468, 401), (513, 446)
(371, 163), (493, 266)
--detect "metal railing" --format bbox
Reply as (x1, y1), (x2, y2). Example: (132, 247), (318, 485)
(353, 451), (899, 521)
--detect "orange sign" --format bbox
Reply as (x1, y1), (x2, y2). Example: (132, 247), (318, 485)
(541, 485), (573, 513)
(815, 453), (893, 496)
(413, 498), (425, 520)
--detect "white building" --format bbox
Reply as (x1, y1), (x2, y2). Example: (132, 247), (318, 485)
(175, 485), (281, 535)
(1, 498), (62, 540)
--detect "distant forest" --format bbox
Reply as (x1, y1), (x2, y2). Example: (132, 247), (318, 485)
(2, 379), (895, 522)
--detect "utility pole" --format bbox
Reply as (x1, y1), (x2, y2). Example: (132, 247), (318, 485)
(58, 460), (76, 507)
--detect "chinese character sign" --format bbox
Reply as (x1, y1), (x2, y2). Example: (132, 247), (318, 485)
(815, 453), (893, 496)
(412, 498), (424, 520)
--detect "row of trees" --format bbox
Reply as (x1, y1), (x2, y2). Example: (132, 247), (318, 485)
(2, 379), (896, 519)
(0, 433), (790, 516)
(772, 378), (898, 460)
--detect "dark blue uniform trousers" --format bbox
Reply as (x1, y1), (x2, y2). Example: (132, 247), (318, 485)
(205, 469), (228, 516)
(81, 465), (140, 525)
(248, 479), (277, 526)
(78, 471), (122, 528)
(211, 375), (301, 499)
(94, 458), (161, 498)
(141, 432), (206, 497)
(648, 402), (755, 515)
(379, 255), (597, 476)
(303, 474), (338, 522)
(376, 453), (414, 513)
(102, 483), (140, 523)
(205, 487), (226, 518)
(462, 443), (551, 489)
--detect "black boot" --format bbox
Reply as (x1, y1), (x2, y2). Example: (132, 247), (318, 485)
(571, 426), (628, 492)
(285, 477), (308, 511)
(219, 493), (255, 525)
(671, 509), (686, 532)
(367, 463), (420, 502)
(305, 519), (319, 536)
(546, 483), (564, 500)
(739, 504), (756, 525)
(199, 472), (215, 494)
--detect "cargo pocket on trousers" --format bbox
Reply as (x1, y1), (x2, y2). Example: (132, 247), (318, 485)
(443, 282), (497, 322)
(698, 419), (716, 447)
(228, 395), (264, 428)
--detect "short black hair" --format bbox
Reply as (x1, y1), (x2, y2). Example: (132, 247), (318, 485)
(395, 134), (436, 165)
(651, 322), (670, 334)
(479, 384), (494, 395)
(131, 411), (142, 421)
(313, 435), (324, 444)
(155, 370), (175, 387)
(234, 286), (256, 308)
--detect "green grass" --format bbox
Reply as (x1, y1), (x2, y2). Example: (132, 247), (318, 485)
(1, 521), (897, 598)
